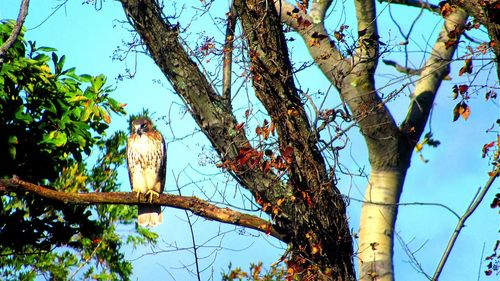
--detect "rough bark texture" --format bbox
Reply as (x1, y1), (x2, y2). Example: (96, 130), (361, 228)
(119, 0), (355, 279)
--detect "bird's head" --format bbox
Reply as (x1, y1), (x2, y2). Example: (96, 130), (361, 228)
(131, 118), (153, 136)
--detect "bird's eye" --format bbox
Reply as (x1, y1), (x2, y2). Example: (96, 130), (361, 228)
(141, 123), (147, 129)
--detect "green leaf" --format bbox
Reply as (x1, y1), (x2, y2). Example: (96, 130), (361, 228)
(37, 46), (58, 52)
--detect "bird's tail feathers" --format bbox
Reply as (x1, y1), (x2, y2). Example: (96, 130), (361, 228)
(138, 205), (163, 227)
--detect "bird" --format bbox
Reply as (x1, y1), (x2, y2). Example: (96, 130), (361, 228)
(126, 117), (166, 227)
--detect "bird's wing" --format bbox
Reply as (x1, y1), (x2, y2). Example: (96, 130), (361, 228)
(159, 134), (167, 194)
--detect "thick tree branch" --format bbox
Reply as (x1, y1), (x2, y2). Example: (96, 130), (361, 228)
(0, 177), (284, 241)
(0, 0), (30, 63)
(401, 8), (468, 147)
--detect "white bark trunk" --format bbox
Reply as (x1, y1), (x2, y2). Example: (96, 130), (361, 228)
(358, 169), (407, 281)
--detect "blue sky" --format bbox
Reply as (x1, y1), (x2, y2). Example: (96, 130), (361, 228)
(1, 1), (499, 280)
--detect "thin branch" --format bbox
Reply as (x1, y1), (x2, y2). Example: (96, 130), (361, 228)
(378, 0), (439, 12)
(348, 196), (461, 219)
(0, 0), (30, 62)
(174, 171), (202, 281)
(432, 166), (500, 281)
(0, 177), (285, 241)
(382, 59), (452, 80)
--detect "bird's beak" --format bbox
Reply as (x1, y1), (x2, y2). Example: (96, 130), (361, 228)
(133, 124), (142, 135)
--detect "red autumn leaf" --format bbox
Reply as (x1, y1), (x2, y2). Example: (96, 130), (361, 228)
(255, 126), (262, 136)
(486, 91), (497, 101)
(234, 122), (245, 131)
(490, 195), (499, 208)
(281, 146), (294, 163)
(302, 19), (312, 28)
(311, 32), (328, 40)
(269, 122), (275, 136)
(262, 160), (271, 174)
(459, 58), (473, 76)
(482, 141), (495, 158)
(458, 84), (469, 94)
(334, 31), (344, 42)
(263, 127), (270, 140)
(301, 191), (312, 206)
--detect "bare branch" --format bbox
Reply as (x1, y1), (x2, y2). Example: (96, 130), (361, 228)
(432, 166), (500, 280)
(382, 59), (452, 80)
(0, 0), (30, 62)
(378, 0), (439, 12)
(0, 177), (285, 241)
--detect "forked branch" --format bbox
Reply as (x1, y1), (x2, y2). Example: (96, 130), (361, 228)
(0, 177), (284, 241)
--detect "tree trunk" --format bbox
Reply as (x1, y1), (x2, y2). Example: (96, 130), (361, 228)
(358, 169), (407, 281)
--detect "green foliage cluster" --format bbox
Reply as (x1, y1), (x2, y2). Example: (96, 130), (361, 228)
(0, 20), (156, 280)
(222, 262), (287, 281)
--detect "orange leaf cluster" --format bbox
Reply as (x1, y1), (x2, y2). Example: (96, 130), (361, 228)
(255, 119), (275, 140)
(216, 144), (290, 174)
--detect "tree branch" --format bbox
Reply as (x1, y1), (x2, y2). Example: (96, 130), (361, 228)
(401, 8), (468, 147)
(432, 166), (500, 281)
(0, 177), (285, 241)
(0, 0), (30, 63)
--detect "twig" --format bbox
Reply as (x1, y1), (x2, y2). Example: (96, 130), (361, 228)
(174, 171), (202, 281)
(432, 166), (500, 281)
(0, 177), (285, 241)
(0, 0), (30, 62)
(379, 0), (439, 12)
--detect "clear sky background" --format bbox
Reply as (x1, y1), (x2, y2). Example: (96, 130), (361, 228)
(1, 1), (499, 280)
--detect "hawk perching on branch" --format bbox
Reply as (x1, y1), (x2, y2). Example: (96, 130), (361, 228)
(126, 117), (166, 227)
